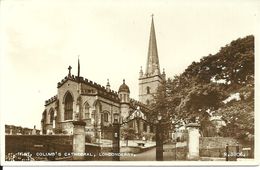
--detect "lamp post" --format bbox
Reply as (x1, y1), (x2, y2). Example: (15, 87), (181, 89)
(156, 113), (163, 161)
(112, 113), (120, 161)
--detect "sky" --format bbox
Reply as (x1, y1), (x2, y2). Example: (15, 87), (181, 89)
(0, 0), (259, 129)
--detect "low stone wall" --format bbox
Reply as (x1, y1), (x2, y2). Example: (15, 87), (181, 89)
(6, 135), (73, 153)
(200, 137), (238, 149)
(5, 135), (100, 161)
(199, 137), (238, 158)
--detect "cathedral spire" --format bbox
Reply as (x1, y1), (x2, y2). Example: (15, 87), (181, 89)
(146, 15), (160, 75)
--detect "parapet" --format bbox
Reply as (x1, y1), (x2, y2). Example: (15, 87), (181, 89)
(56, 74), (120, 101)
(45, 95), (57, 106)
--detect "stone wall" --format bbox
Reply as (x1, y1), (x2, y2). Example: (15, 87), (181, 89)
(199, 137), (238, 158)
(200, 137), (238, 149)
(5, 135), (100, 161)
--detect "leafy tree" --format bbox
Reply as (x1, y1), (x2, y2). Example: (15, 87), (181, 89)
(121, 127), (135, 146)
(152, 35), (254, 140)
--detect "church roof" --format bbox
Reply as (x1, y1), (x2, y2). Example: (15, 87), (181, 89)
(47, 74), (152, 115)
(118, 79), (130, 93)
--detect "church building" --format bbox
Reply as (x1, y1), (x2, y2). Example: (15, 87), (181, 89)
(41, 16), (165, 141)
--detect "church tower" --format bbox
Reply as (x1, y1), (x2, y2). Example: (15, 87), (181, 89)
(139, 16), (165, 105)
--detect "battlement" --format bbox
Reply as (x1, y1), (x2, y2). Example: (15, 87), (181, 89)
(45, 95), (57, 106)
(57, 74), (119, 97)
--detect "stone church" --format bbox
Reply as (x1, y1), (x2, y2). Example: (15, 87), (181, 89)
(41, 17), (166, 140)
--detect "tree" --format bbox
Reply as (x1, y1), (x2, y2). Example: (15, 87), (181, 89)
(121, 127), (135, 146)
(152, 35), (254, 140)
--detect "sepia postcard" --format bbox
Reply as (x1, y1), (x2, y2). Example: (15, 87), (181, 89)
(0, 0), (259, 167)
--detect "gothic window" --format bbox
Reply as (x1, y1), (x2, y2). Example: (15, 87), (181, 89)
(103, 112), (109, 122)
(101, 114), (104, 125)
(146, 86), (150, 94)
(84, 102), (90, 119)
(49, 109), (54, 124)
(64, 92), (73, 120)
(146, 99), (150, 105)
(94, 100), (102, 112)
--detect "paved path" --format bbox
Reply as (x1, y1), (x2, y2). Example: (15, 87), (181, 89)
(120, 142), (182, 161)
(120, 147), (157, 161)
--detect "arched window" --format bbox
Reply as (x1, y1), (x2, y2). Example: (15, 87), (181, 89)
(49, 109), (54, 124)
(93, 100), (102, 112)
(146, 99), (150, 105)
(84, 102), (90, 119)
(146, 86), (150, 94)
(64, 92), (73, 120)
(103, 112), (109, 122)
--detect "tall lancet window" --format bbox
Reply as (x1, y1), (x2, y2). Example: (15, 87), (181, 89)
(146, 86), (150, 94)
(64, 92), (73, 120)
(49, 109), (54, 125)
(84, 102), (90, 119)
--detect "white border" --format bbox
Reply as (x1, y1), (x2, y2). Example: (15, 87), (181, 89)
(1, 0), (260, 167)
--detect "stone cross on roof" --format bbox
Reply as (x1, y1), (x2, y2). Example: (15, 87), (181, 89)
(68, 65), (72, 77)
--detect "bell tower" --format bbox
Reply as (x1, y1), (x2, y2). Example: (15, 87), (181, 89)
(139, 15), (165, 105)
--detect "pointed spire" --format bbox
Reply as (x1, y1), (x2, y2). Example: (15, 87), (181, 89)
(146, 14), (160, 75)
(162, 68), (166, 80)
(107, 79), (110, 86)
(139, 66), (143, 78)
(106, 79), (110, 92)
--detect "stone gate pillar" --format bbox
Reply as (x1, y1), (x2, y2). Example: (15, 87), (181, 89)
(186, 123), (200, 160)
(73, 121), (86, 160)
